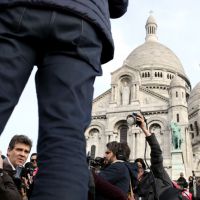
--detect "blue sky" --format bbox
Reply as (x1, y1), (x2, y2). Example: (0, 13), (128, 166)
(0, 0), (200, 156)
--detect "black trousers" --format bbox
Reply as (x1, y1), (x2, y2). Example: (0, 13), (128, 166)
(0, 6), (102, 200)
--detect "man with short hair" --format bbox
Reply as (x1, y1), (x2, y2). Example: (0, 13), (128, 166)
(0, 134), (32, 200)
(30, 153), (37, 170)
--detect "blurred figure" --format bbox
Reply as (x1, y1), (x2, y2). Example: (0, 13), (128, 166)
(0, 1), (129, 200)
(30, 153), (38, 176)
(30, 153), (37, 169)
(177, 172), (188, 189)
(188, 176), (194, 197)
(196, 178), (200, 200)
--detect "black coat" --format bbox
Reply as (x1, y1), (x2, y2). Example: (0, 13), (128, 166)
(134, 134), (176, 200)
(0, 0), (128, 64)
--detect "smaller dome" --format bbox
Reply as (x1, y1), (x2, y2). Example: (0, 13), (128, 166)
(189, 81), (200, 101)
(188, 81), (200, 111)
(170, 76), (185, 88)
(146, 15), (157, 25)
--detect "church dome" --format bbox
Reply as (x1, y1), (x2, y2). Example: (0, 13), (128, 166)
(125, 41), (186, 76)
(188, 81), (200, 110)
(146, 14), (156, 25)
(170, 75), (185, 88)
(124, 14), (188, 80)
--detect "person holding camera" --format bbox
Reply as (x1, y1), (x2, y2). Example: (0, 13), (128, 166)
(95, 141), (131, 200)
(131, 113), (189, 200)
(0, 134), (32, 200)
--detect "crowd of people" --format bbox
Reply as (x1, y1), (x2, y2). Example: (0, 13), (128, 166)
(1, 113), (199, 200)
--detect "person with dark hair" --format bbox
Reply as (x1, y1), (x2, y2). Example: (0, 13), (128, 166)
(0, 135), (32, 200)
(95, 141), (131, 200)
(26, 153), (38, 199)
(132, 113), (188, 200)
(30, 153), (38, 173)
(134, 158), (146, 171)
(0, 1), (129, 200)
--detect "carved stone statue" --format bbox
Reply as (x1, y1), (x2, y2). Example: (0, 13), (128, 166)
(171, 122), (182, 150)
(121, 81), (130, 105)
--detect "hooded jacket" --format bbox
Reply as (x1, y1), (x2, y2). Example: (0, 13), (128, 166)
(0, 0), (129, 64)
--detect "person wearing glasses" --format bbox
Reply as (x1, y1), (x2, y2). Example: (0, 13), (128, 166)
(30, 153), (38, 175)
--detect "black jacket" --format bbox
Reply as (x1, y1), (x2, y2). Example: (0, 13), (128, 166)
(134, 134), (174, 200)
(0, 0), (129, 64)
(0, 159), (22, 200)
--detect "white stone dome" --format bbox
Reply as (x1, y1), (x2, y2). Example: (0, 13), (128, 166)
(170, 75), (185, 88)
(188, 81), (200, 110)
(125, 41), (186, 77)
(124, 14), (188, 82)
(146, 15), (157, 25)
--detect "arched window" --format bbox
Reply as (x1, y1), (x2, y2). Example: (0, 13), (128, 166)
(195, 121), (199, 136)
(190, 124), (194, 131)
(149, 123), (161, 135)
(177, 114), (179, 122)
(142, 73), (144, 78)
(89, 128), (99, 138)
(176, 91), (178, 97)
(119, 125), (128, 143)
(149, 123), (162, 147)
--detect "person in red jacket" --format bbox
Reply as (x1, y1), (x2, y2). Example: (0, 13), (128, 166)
(0, 1), (129, 200)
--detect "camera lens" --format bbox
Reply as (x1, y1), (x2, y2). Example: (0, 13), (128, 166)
(126, 115), (136, 126)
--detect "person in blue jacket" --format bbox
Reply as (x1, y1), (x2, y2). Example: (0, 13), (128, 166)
(0, 1), (129, 200)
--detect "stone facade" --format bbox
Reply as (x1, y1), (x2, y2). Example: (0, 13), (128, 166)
(85, 15), (200, 179)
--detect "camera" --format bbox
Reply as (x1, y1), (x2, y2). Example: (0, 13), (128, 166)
(13, 162), (35, 189)
(126, 112), (141, 127)
(87, 156), (105, 169)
